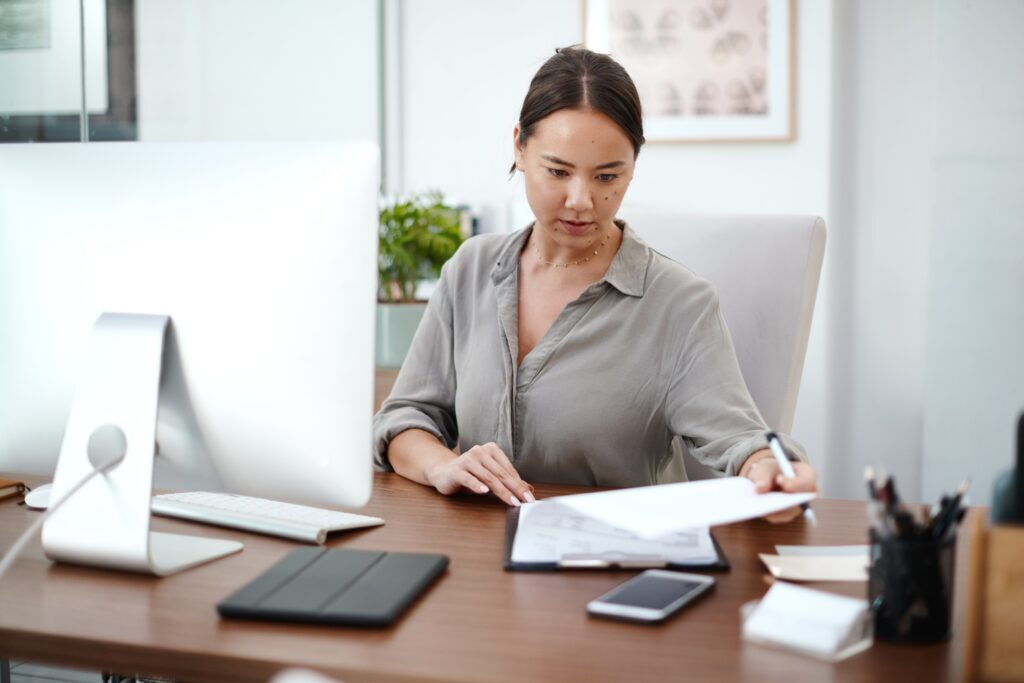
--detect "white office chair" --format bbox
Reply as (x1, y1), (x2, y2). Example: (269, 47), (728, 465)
(620, 208), (827, 481)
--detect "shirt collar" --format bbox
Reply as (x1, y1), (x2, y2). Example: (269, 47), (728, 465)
(602, 220), (649, 297)
(490, 219), (650, 298)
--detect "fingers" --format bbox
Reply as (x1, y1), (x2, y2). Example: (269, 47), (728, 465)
(746, 458), (818, 523)
(485, 446), (536, 502)
(773, 462), (818, 493)
(745, 458), (779, 493)
(458, 443), (534, 506)
(456, 470), (490, 496)
(465, 460), (521, 506)
(763, 506), (803, 524)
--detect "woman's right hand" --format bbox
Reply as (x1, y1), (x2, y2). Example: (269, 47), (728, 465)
(426, 442), (535, 506)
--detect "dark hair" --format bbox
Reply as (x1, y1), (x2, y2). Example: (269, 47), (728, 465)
(510, 45), (644, 175)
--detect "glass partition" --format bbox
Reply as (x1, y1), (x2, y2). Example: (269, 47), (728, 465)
(1, 0), (380, 144)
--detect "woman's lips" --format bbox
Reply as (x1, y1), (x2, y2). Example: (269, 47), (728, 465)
(560, 219), (593, 236)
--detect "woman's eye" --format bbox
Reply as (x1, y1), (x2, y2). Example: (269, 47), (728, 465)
(597, 174), (619, 183)
(546, 168), (569, 178)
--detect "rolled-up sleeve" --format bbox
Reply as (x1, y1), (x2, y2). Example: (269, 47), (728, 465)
(372, 259), (460, 471)
(663, 281), (807, 476)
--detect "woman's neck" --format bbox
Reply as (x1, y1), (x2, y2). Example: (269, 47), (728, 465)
(521, 220), (623, 282)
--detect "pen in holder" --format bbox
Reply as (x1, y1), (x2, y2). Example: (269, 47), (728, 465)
(864, 469), (967, 644)
(868, 530), (956, 643)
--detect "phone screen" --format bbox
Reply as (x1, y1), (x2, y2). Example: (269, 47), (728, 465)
(602, 574), (707, 609)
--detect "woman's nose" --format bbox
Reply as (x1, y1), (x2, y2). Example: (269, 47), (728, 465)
(565, 178), (593, 212)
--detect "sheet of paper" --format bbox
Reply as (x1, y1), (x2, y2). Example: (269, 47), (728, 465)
(511, 500), (718, 564)
(758, 553), (869, 582)
(742, 581), (871, 660)
(545, 477), (816, 539)
(775, 545), (869, 557)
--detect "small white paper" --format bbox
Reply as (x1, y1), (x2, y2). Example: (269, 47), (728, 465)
(271, 670), (342, 683)
(511, 500), (718, 565)
(545, 477), (816, 540)
(742, 582), (872, 661)
(775, 545), (870, 557)
(758, 553), (869, 582)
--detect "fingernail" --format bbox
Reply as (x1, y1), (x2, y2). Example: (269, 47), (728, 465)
(479, 486), (489, 494)
(524, 491), (536, 503)
(509, 497), (521, 507)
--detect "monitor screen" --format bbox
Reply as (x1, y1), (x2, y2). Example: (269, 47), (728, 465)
(0, 141), (378, 509)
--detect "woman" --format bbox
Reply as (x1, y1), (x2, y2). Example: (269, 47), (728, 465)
(374, 46), (817, 520)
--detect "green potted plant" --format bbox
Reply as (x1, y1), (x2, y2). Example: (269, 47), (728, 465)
(377, 191), (466, 368)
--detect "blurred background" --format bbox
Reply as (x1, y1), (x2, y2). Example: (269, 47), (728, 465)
(3, 0), (1022, 505)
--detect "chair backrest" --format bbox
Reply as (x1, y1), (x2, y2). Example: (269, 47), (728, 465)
(620, 208), (827, 480)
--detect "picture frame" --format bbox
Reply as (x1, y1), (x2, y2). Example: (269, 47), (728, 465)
(0, 0), (136, 142)
(583, 0), (795, 143)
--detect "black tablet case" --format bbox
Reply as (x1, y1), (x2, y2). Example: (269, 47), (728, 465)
(502, 506), (730, 572)
(218, 547), (448, 627)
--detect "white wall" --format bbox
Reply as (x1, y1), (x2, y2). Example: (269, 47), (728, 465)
(829, 0), (1024, 505)
(397, 0), (580, 228)
(828, 0), (936, 501)
(920, 0), (1024, 504)
(135, 0), (379, 142)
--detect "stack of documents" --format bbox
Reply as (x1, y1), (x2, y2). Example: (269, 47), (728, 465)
(510, 502), (719, 566)
(742, 581), (872, 661)
(510, 477), (815, 566)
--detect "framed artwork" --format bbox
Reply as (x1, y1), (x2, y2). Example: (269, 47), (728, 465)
(0, 0), (52, 50)
(0, 0), (136, 142)
(583, 0), (795, 142)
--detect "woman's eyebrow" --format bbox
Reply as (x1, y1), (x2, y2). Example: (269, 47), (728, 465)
(541, 154), (626, 170)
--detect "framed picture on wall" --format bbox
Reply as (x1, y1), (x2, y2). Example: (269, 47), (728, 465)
(583, 0), (795, 143)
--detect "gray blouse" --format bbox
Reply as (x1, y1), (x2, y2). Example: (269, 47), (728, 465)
(373, 221), (806, 486)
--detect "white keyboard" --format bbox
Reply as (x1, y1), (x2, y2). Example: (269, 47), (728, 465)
(151, 491), (385, 545)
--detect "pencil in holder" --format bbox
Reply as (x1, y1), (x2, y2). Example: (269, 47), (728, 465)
(868, 530), (956, 643)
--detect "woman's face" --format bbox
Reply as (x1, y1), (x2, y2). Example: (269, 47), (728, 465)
(514, 108), (635, 243)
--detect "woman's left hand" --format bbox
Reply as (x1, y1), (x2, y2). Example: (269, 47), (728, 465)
(741, 454), (818, 523)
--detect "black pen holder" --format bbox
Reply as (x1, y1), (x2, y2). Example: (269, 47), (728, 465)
(868, 531), (956, 643)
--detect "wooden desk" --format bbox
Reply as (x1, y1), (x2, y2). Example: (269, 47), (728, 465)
(0, 474), (975, 683)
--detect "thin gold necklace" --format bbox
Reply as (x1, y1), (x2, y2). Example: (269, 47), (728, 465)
(533, 229), (613, 269)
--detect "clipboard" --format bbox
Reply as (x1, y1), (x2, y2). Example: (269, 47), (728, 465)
(502, 506), (730, 572)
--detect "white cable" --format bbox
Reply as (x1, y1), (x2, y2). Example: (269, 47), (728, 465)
(0, 466), (107, 582)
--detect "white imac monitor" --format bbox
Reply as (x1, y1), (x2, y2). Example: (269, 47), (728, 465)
(0, 141), (379, 571)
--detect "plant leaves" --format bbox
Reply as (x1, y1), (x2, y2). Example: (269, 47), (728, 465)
(379, 191), (466, 302)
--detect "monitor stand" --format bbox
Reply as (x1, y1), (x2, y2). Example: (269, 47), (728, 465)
(41, 313), (243, 575)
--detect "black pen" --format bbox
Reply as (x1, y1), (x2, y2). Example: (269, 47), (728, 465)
(764, 431), (817, 525)
(933, 480), (970, 540)
(865, 466), (887, 535)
